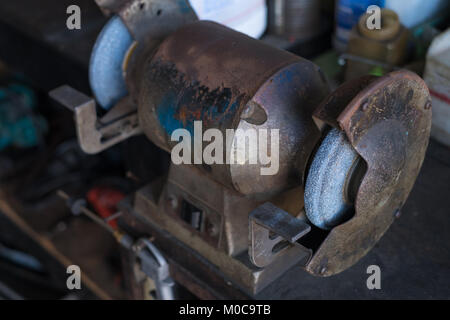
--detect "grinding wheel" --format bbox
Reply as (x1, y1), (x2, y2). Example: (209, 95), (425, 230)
(89, 15), (133, 110)
(304, 128), (361, 230)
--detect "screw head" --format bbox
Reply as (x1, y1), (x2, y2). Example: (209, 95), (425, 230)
(207, 223), (218, 237)
(240, 102), (267, 125)
(320, 266), (327, 275)
(361, 100), (369, 111)
(167, 195), (178, 209)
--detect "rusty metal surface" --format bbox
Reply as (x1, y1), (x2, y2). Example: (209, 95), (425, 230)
(231, 61), (330, 196)
(138, 20), (329, 196)
(306, 70), (432, 276)
(120, 0), (197, 99)
(128, 174), (310, 295)
(139, 20), (301, 149)
(313, 75), (377, 130)
(135, 163), (255, 256)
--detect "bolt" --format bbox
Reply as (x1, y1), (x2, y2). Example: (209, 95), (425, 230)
(361, 100), (369, 111)
(131, 243), (140, 253)
(240, 101), (267, 125)
(206, 222), (218, 237)
(168, 195), (178, 209)
(56, 190), (85, 216)
(70, 198), (87, 216)
(320, 266), (327, 275)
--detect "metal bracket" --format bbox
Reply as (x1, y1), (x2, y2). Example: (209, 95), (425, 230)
(133, 238), (176, 300)
(249, 203), (312, 268)
(49, 85), (142, 154)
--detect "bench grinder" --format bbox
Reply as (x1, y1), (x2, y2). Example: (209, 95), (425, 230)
(51, 0), (432, 296)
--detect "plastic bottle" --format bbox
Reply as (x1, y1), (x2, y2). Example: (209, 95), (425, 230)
(189, 0), (267, 39)
(424, 29), (450, 147)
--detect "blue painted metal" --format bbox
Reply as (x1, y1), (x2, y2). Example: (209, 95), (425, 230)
(304, 128), (360, 230)
(89, 15), (133, 110)
(148, 58), (243, 137)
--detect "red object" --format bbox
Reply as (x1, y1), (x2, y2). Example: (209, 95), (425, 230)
(87, 186), (125, 229)
(430, 89), (450, 105)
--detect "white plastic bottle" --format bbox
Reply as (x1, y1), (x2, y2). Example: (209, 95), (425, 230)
(424, 29), (450, 147)
(189, 0), (267, 39)
(384, 0), (448, 28)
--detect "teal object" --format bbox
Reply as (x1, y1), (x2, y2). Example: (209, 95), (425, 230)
(0, 83), (47, 150)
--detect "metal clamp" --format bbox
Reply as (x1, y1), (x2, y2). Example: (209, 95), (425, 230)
(132, 238), (176, 300)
